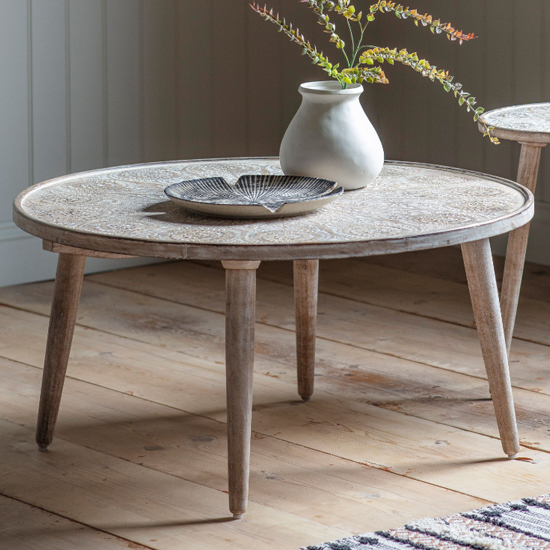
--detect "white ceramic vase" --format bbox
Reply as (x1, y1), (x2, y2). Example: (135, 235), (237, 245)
(280, 81), (384, 191)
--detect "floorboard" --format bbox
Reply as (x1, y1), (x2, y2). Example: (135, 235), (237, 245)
(0, 494), (151, 550)
(3, 266), (550, 395)
(0, 357), (485, 535)
(0, 248), (549, 549)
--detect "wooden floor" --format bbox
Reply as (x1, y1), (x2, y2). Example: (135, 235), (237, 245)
(1, 248), (550, 550)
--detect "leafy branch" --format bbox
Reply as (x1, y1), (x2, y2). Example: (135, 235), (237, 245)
(250, 3), (388, 86)
(368, 1), (476, 44)
(359, 48), (498, 142)
(250, 1), (498, 142)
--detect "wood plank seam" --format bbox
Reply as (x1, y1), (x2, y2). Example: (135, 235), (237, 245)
(0, 291), (531, 401)
(4, 340), (544, 459)
(0, 280), (548, 407)
(0, 370), (503, 515)
(2, 329), (550, 496)
(70, 277), (550, 392)
(3, 255), (550, 545)
(0, 491), (157, 550)
(0, 395), (500, 532)
(185, 260), (550, 350)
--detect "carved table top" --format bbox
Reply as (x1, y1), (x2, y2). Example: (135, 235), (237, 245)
(481, 103), (550, 144)
(13, 158), (533, 261)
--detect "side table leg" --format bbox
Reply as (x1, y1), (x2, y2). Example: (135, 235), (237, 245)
(222, 260), (261, 518)
(500, 143), (545, 354)
(36, 253), (87, 450)
(462, 239), (520, 457)
(294, 259), (319, 401)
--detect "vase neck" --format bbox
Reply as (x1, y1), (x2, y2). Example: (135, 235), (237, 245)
(299, 81), (363, 104)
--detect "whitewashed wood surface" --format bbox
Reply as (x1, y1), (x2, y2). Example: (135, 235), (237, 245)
(14, 160), (533, 260)
(483, 103), (550, 144)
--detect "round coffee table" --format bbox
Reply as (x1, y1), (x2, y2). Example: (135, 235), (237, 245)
(480, 103), (550, 353)
(13, 158), (534, 517)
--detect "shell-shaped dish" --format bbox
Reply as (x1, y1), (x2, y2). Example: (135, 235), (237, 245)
(164, 174), (344, 219)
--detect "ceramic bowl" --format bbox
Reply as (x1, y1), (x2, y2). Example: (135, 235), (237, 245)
(164, 174), (343, 219)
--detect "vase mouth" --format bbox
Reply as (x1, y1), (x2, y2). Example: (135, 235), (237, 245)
(299, 81), (363, 95)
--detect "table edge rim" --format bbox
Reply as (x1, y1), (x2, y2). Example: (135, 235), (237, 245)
(13, 158), (535, 260)
(479, 102), (550, 143)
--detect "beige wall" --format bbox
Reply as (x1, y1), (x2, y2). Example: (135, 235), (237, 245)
(1, 0), (548, 286)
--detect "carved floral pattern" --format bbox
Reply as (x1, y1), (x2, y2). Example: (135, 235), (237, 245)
(19, 159), (526, 246)
(484, 103), (550, 134)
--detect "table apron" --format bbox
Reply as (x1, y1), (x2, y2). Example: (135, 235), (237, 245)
(17, 204), (534, 262)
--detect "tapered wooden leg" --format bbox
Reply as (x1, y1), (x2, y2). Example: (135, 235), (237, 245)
(462, 239), (520, 457)
(222, 260), (261, 518)
(36, 253), (87, 450)
(294, 259), (319, 401)
(500, 143), (545, 354)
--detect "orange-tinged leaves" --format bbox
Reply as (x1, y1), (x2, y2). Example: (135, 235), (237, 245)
(249, 1), (496, 141)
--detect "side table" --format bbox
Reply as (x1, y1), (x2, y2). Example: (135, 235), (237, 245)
(13, 158), (534, 517)
(480, 103), (550, 352)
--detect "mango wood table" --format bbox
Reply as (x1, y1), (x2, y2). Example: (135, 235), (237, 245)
(480, 103), (550, 353)
(13, 158), (534, 518)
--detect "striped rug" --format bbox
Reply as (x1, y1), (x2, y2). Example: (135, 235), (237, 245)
(301, 495), (550, 550)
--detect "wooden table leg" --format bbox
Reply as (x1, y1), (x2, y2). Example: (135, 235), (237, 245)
(36, 253), (87, 450)
(293, 259), (319, 401)
(462, 239), (520, 457)
(500, 142), (545, 354)
(222, 260), (261, 518)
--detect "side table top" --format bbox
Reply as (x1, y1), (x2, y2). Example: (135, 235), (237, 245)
(481, 103), (550, 144)
(13, 158), (533, 261)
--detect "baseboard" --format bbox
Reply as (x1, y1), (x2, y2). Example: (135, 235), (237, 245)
(0, 220), (28, 243)
(0, 224), (164, 288)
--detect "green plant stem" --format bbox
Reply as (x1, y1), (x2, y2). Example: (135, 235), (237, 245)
(340, 43), (351, 87)
(350, 23), (366, 67)
(341, 48), (351, 68)
(346, 19), (355, 64)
